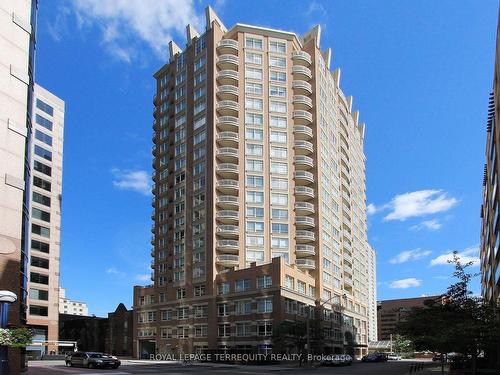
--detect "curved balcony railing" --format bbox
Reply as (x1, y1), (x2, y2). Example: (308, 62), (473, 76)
(296, 258), (316, 270)
(291, 50), (312, 65)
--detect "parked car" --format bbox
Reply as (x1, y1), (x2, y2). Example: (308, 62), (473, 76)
(432, 354), (443, 362)
(387, 354), (402, 361)
(362, 353), (388, 362)
(65, 352), (121, 369)
(320, 354), (353, 366)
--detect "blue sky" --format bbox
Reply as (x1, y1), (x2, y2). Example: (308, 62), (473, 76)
(35, 1), (497, 316)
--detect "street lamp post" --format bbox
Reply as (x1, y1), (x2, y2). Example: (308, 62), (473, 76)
(0, 291), (18, 375)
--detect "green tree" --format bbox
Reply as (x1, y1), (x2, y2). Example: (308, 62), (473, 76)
(392, 334), (413, 356)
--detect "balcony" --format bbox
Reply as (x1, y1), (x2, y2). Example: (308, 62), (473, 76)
(294, 171), (314, 185)
(294, 140), (314, 155)
(293, 125), (313, 141)
(292, 80), (312, 95)
(217, 54), (239, 69)
(295, 186), (315, 199)
(292, 65), (312, 80)
(217, 70), (239, 84)
(216, 147), (239, 161)
(217, 39), (239, 54)
(216, 210), (239, 224)
(150, 272), (154, 281)
(295, 202), (315, 214)
(150, 260), (155, 269)
(296, 230), (315, 242)
(216, 100), (239, 116)
(216, 163), (239, 177)
(216, 225), (239, 238)
(216, 179), (239, 192)
(217, 116), (239, 131)
(217, 195), (239, 208)
(217, 254), (239, 267)
(293, 155), (314, 169)
(296, 244), (316, 257)
(217, 131), (239, 146)
(293, 110), (313, 124)
(296, 258), (316, 270)
(217, 85), (239, 100)
(296, 216), (315, 228)
(216, 239), (239, 253)
(292, 50), (312, 65)
(292, 95), (313, 110)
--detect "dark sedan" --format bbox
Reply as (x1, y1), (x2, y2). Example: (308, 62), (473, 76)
(65, 352), (121, 369)
(362, 353), (388, 362)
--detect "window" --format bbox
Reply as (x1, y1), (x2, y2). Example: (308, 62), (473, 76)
(246, 144), (263, 156)
(271, 177), (288, 189)
(245, 82), (263, 95)
(270, 71), (286, 82)
(32, 208), (50, 222)
(245, 113), (263, 126)
(218, 282), (230, 295)
(258, 321), (273, 336)
(175, 86), (186, 100)
(194, 71), (206, 85)
(34, 160), (51, 176)
(193, 162), (205, 176)
(257, 275), (272, 288)
(270, 101), (287, 113)
(235, 279), (250, 292)
(32, 224), (50, 238)
(176, 288), (186, 299)
(31, 256), (49, 269)
(257, 298), (273, 313)
(271, 209), (288, 219)
(269, 55), (286, 68)
(147, 311), (157, 322)
(35, 130), (52, 146)
(33, 192), (50, 207)
(194, 116), (206, 130)
(270, 116), (287, 128)
(246, 206), (264, 217)
(297, 281), (306, 294)
(177, 326), (189, 338)
(159, 75), (169, 87)
(245, 97), (263, 110)
(218, 324), (230, 337)
(246, 236), (264, 246)
(194, 56), (206, 70)
(285, 275), (295, 289)
(194, 100), (206, 115)
(194, 86), (206, 100)
(246, 159), (263, 171)
(245, 128), (263, 141)
(29, 288), (48, 301)
(175, 143), (186, 156)
(194, 305), (208, 318)
(246, 221), (264, 233)
(30, 272), (49, 285)
(29, 305), (48, 316)
(246, 67), (263, 80)
(235, 300), (252, 315)
(36, 99), (54, 116)
(31, 239), (49, 253)
(272, 223), (288, 234)
(271, 147), (287, 158)
(246, 175), (264, 187)
(245, 52), (262, 64)
(175, 115), (186, 128)
(194, 131), (206, 145)
(246, 37), (262, 50)
(195, 324), (208, 338)
(178, 307), (189, 320)
(236, 323), (252, 337)
(270, 162), (287, 174)
(35, 114), (53, 131)
(270, 85), (286, 98)
(246, 250), (264, 263)
(34, 145), (52, 161)
(195, 35), (206, 54)
(175, 71), (186, 85)
(218, 303), (229, 317)
(194, 285), (206, 296)
(246, 191), (264, 204)
(271, 193), (288, 205)
(194, 147), (206, 161)
(176, 53), (186, 70)
(269, 40), (286, 53)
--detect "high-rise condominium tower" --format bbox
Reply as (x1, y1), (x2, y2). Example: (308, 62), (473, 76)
(480, 11), (500, 306)
(134, 7), (376, 359)
(25, 84), (65, 358)
(0, 0), (38, 371)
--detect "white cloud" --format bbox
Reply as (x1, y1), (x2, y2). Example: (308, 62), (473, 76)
(111, 168), (151, 195)
(410, 219), (442, 231)
(106, 267), (125, 276)
(389, 249), (432, 264)
(71, 0), (204, 62)
(367, 203), (378, 215)
(384, 190), (458, 221)
(135, 274), (151, 282)
(389, 278), (422, 289)
(430, 246), (480, 266)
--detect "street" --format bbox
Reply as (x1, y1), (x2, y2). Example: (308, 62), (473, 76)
(27, 359), (440, 375)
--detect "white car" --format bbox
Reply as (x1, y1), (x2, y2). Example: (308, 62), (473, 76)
(387, 354), (402, 361)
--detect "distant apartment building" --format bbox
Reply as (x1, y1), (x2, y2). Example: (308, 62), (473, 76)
(377, 296), (439, 340)
(106, 303), (133, 357)
(0, 0), (38, 371)
(480, 10), (500, 306)
(59, 288), (88, 316)
(25, 84), (65, 358)
(367, 246), (377, 342)
(134, 6), (376, 359)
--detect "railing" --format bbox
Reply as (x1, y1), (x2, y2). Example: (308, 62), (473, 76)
(291, 51), (312, 65)
(217, 39), (239, 49)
